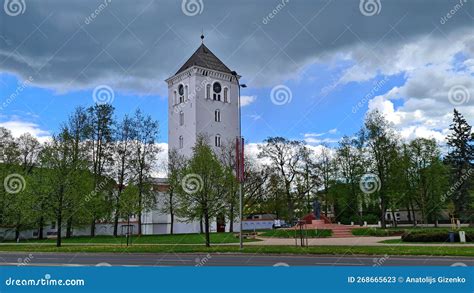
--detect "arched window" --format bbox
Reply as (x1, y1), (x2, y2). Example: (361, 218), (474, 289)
(213, 82), (221, 101)
(206, 84), (211, 99)
(178, 84), (184, 103)
(215, 135), (221, 147)
(185, 85), (188, 100)
(179, 136), (184, 149)
(179, 111), (184, 126)
(224, 88), (229, 103)
(214, 109), (221, 122)
(174, 91), (177, 105)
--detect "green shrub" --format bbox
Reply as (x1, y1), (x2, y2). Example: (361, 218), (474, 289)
(401, 229), (474, 242)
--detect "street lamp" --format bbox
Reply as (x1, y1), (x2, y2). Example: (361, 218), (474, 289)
(232, 71), (246, 250)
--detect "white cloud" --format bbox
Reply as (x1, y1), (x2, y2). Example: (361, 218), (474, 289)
(0, 120), (51, 143)
(240, 95), (257, 107)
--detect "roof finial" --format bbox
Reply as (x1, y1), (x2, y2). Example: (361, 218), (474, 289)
(201, 29), (204, 44)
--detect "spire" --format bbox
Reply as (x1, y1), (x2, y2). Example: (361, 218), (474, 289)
(200, 29), (204, 44)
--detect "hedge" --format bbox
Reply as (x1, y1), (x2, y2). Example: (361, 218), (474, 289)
(401, 229), (474, 242)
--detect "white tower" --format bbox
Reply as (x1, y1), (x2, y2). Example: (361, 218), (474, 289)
(166, 36), (240, 157)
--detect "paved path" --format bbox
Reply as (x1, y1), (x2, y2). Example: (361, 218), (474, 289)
(248, 236), (474, 246)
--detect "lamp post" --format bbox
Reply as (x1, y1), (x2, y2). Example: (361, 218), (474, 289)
(232, 71), (246, 250)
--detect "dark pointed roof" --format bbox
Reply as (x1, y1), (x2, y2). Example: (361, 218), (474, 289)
(175, 44), (232, 75)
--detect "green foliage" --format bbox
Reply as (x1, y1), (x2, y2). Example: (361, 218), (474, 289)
(402, 229), (474, 243)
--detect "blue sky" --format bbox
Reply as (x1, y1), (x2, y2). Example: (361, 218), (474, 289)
(0, 0), (473, 148)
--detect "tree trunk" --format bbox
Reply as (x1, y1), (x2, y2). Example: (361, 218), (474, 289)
(200, 217), (203, 234)
(15, 226), (20, 242)
(38, 216), (44, 240)
(229, 202), (234, 233)
(66, 217), (73, 238)
(410, 200), (417, 227)
(90, 219), (95, 237)
(204, 209), (210, 247)
(169, 192), (174, 235)
(380, 195), (387, 229)
(113, 213), (119, 237)
(391, 210), (397, 228)
(56, 212), (62, 247)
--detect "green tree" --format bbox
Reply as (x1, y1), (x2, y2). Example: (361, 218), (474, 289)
(445, 109), (474, 221)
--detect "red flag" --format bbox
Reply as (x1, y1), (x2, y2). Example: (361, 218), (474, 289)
(235, 137), (240, 182)
(240, 138), (245, 182)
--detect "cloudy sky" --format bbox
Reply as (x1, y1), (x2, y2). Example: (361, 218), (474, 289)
(0, 0), (473, 150)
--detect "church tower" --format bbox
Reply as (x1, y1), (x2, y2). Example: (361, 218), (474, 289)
(166, 36), (240, 157)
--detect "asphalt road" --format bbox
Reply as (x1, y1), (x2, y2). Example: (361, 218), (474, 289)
(0, 252), (473, 266)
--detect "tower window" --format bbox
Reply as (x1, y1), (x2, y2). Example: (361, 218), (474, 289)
(213, 82), (222, 101)
(215, 135), (221, 147)
(174, 91), (177, 105)
(215, 110), (221, 122)
(179, 136), (184, 149)
(178, 84), (184, 103)
(185, 85), (188, 100)
(224, 88), (228, 103)
(179, 111), (184, 126)
(206, 84), (211, 99)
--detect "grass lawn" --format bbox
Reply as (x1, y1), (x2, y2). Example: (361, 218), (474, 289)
(0, 244), (473, 256)
(260, 229), (332, 238)
(3, 233), (260, 245)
